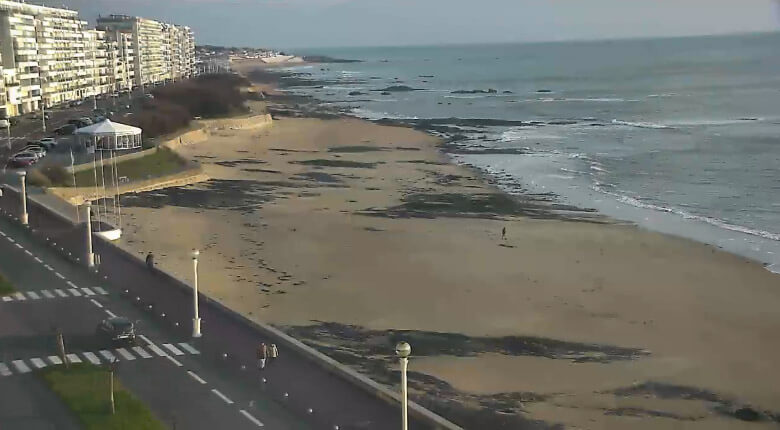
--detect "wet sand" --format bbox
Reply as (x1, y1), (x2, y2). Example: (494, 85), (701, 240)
(116, 69), (780, 428)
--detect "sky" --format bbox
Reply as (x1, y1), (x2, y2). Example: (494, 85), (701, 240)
(50, 0), (780, 49)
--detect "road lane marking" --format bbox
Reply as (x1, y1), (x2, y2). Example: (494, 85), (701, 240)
(161, 343), (184, 356)
(47, 356), (63, 365)
(0, 363), (11, 376)
(34, 256), (42, 263)
(68, 288), (82, 297)
(66, 354), (82, 364)
(81, 287), (96, 296)
(239, 410), (265, 427)
(26, 291), (40, 300)
(211, 389), (234, 405)
(41, 289), (55, 299)
(30, 358), (47, 369)
(82, 352), (101, 365)
(165, 355), (183, 367)
(99, 350), (116, 362)
(14, 243), (22, 249)
(7, 237), (14, 243)
(0, 231), (5, 236)
(44, 264), (53, 271)
(89, 298), (103, 308)
(132, 346), (152, 359)
(66, 281), (77, 288)
(104, 309), (117, 318)
(12, 292), (25, 301)
(55, 272), (65, 279)
(115, 348), (135, 361)
(54, 289), (68, 297)
(93, 286), (108, 295)
(2, 296), (12, 302)
(178, 343), (200, 355)
(11, 360), (31, 373)
(24, 250), (32, 256)
(187, 370), (207, 384)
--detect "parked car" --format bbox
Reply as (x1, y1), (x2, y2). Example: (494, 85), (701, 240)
(9, 152), (37, 167)
(78, 117), (93, 125)
(96, 317), (136, 345)
(38, 137), (57, 149)
(69, 100), (83, 107)
(55, 124), (76, 135)
(22, 145), (46, 159)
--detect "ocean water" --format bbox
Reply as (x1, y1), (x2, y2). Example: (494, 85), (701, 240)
(284, 33), (780, 271)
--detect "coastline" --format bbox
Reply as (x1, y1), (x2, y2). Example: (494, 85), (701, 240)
(113, 60), (780, 428)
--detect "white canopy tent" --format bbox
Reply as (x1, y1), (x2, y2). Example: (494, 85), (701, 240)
(76, 119), (142, 153)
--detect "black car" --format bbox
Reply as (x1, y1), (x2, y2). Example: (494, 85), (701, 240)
(96, 317), (137, 345)
(54, 124), (76, 135)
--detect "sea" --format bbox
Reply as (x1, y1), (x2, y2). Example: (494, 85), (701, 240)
(281, 32), (780, 272)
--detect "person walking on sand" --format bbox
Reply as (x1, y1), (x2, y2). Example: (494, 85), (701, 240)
(257, 342), (268, 370)
(270, 344), (279, 362)
(501, 226), (507, 240)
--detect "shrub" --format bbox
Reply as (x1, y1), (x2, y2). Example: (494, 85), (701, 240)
(41, 165), (70, 186)
(27, 168), (52, 187)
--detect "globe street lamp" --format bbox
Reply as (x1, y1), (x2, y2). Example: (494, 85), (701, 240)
(395, 341), (411, 430)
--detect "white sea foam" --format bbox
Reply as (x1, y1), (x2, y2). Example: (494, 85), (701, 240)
(350, 108), (418, 121)
(611, 119), (673, 129)
(501, 128), (563, 141)
(591, 185), (780, 242)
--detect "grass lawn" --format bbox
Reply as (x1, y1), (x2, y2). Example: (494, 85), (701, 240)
(0, 273), (16, 296)
(39, 363), (166, 430)
(72, 148), (189, 188)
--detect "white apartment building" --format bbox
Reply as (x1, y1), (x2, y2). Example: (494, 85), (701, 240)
(98, 15), (194, 88)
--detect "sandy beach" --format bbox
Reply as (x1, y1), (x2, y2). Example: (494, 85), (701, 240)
(113, 63), (780, 428)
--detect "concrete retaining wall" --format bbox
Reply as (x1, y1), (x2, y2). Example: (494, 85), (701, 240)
(199, 113), (273, 131)
(160, 127), (210, 149)
(47, 168), (209, 206)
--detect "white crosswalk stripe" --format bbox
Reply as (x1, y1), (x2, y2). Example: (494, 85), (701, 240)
(66, 354), (82, 364)
(41, 290), (55, 299)
(54, 289), (68, 298)
(66, 281), (78, 289)
(178, 343), (200, 355)
(48, 356), (63, 365)
(0, 363), (11, 376)
(146, 343), (168, 357)
(162, 343), (184, 356)
(26, 291), (41, 300)
(30, 358), (47, 369)
(115, 348), (135, 361)
(12, 292), (25, 301)
(132, 346), (152, 359)
(81, 287), (96, 296)
(99, 350), (116, 362)
(82, 352), (101, 365)
(93, 286), (108, 295)
(68, 288), (82, 297)
(11, 360), (31, 373)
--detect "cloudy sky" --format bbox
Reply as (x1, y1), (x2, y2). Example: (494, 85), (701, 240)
(54, 0), (780, 49)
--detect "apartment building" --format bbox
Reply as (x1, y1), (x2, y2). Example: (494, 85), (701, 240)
(0, 2), (195, 117)
(98, 15), (194, 88)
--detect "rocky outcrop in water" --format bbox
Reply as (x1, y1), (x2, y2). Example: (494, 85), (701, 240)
(373, 85), (418, 92)
(452, 89), (498, 94)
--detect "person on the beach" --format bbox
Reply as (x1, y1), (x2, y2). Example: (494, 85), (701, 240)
(502, 227), (507, 240)
(270, 344), (279, 362)
(257, 342), (268, 370)
(145, 252), (155, 270)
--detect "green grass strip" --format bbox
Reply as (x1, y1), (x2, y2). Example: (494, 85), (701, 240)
(0, 273), (16, 296)
(39, 363), (166, 430)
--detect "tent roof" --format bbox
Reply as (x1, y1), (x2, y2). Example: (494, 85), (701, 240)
(75, 119), (141, 136)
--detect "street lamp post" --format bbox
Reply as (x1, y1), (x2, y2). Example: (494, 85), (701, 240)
(85, 202), (95, 268)
(395, 341), (411, 430)
(18, 171), (28, 225)
(191, 249), (202, 338)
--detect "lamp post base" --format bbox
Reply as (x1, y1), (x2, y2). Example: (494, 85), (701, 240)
(20, 213), (28, 225)
(192, 318), (202, 338)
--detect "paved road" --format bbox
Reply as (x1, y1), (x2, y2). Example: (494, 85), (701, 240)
(0, 212), (309, 429)
(0, 184), (432, 429)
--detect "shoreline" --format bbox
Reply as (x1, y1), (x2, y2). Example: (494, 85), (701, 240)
(243, 61), (780, 274)
(113, 61), (780, 428)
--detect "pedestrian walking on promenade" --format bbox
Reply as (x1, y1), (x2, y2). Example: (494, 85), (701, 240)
(146, 252), (155, 270)
(270, 344), (279, 362)
(501, 226), (507, 240)
(257, 342), (268, 370)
